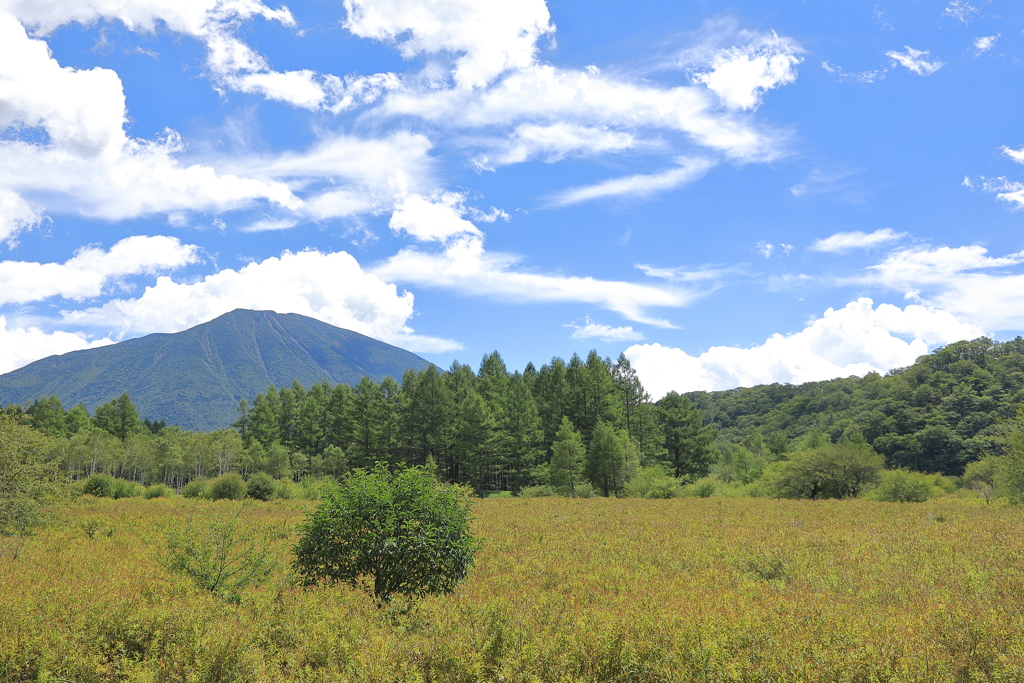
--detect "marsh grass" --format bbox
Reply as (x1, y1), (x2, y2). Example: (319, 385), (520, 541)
(2, 495), (1023, 681)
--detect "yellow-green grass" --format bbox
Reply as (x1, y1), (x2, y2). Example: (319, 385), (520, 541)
(2, 495), (1023, 682)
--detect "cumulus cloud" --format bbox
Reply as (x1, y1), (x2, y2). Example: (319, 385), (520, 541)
(0, 316), (113, 375)
(342, 0), (555, 89)
(0, 187), (42, 244)
(692, 31), (803, 111)
(886, 47), (944, 76)
(566, 317), (644, 342)
(0, 235), (199, 305)
(809, 228), (905, 253)
(389, 193), (482, 242)
(550, 157), (715, 206)
(1001, 146), (1024, 164)
(974, 34), (999, 54)
(58, 248), (459, 353)
(625, 298), (983, 397)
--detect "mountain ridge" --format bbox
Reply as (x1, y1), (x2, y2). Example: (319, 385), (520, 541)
(0, 310), (433, 431)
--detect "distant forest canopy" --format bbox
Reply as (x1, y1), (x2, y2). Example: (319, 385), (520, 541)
(5, 336), (1024, 495)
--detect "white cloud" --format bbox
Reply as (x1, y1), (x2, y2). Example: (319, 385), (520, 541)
(381, 64), (786, 163)
(692, 31), (803, 111)
(974, 34), (1000, 54)
(58, 248), (459, 353)
(342, 0), (555, 89)
(473, 123), (637, 170)
(240, 217), (299, 233)
(625, 298), (983, 397)
(389, 193), (481, 242)
(943, 1), (979, 24)
(756, 241), (773, 259)
(1001, 146), (1024, 164)
(820, 61), (886, 84)
(809, 228), (905, 253)
(0, 236), (199, 305)
(972, 176), (1024, 208)
(374, 235), (692, 327)
(886, 47), (944, 76)
(550, 157), (715, 206)
(566, 317), (644, 342)
(0, 316), (113, 375)
(0, 188), (42, 245)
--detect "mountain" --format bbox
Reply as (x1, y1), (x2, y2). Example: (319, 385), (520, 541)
(0, 309), (434, 431)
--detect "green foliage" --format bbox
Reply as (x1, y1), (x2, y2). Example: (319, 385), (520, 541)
(868, 468), (940, 503)
(765, 443), (884, 500)
(624, 465), (682, 498)
(275, 478), (297, 500)
(181, 478), (210, 499)
(549, 417), (586, 497)
(209, 472), (246, 500)
(161, 506), (277, 603)
(0, 415), (61, 535)
(659, 392), (717, 479)
(143, 483), (172, 499)
(962, 456), (1002, 503)
(92, 393), (143, 441)
(293, 464), (480, 603)
(82, 473), (117, 498)
(245, 471), (277, 501)
(112, 479), (143, 499)
(585, 420), (637, 497)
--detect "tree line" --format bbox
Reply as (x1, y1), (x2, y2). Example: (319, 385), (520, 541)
(4, 351), (716, 496)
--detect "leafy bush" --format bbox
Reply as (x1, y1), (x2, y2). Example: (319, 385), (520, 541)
(625, 466), (682, 498)
(246, 472), (276, 501)
(487, 491), (514, 498)
(293, 464), (480, 603)
(161, 506), (276, 603)
(82, 473), (116, 498)
(209, 473), (246, 501)
(0, 415), (62, 536)
(112, 479), (143, 499)
(143, 483), (172, 499)
(764, 443), (883, 500)
(275, 478), (298, 500)
(298, 475), (333, 500)
(869, 469), (939, 503)
(691, 477), (717, 498)
(181, 478), (209, 499)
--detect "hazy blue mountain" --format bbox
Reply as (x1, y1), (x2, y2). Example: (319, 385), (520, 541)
(0, 309), (433, 431)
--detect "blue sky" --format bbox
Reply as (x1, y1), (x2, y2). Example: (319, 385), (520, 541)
(1, 0), (1023, 398)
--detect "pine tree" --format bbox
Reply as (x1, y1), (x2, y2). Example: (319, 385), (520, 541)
(659, 392), (717, 479)
(550, 417), (586, 497)
(585, 420), (636, 497)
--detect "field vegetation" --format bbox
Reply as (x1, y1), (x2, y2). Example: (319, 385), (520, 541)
(2, 495), (1023, 682)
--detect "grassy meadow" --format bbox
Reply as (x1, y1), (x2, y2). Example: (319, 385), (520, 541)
(2, 496), (1023, 682)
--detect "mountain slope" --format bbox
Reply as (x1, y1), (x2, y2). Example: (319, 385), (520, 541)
(0, 310), (433, 431)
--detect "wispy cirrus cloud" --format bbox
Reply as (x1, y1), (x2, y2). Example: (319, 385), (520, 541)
(548, 157), (715, 206)
(886, 46), (944, 76)
(809, 228), (905, 253)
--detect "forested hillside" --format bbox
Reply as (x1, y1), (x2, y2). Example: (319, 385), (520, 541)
(691, 337), (1024, 476)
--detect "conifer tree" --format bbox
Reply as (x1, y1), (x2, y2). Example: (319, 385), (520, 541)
(549, 417), (586, 496)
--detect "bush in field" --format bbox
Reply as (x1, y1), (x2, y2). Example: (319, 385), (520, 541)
(246, 472), (276, 501)
(112, 479), (143, 499)
(143, 483), (172, 499)
(161, 506), (276, 603)
(518, 484), (556, 497)
(765, 443), (883, 500)
(625, 466), (682, 499)
(209, 473), (246, 500)
(181, 478), (209, 499)
(962, 456), (1002, 503)
(275, 478), (298, 500)
(293, 464), (480, 603)
(870, 468), (938, 503)
(0, 415), (61, 536)
(83, 473), (116, 498)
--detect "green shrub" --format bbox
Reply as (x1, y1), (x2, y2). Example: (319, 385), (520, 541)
(143, 483), (172, 499)
(246, 472), (276, 501)
(298, 475), (332, 500)
(181, 478), (209, 499)
(161, 506), (276, 603)
(625, 466), (682, 498)
(112, 479), (143, 499)
(293, 464), (480, 603)
(486, 491), (514, 499)
(691, 477), (717, 498)
(82, 474), (116, 498)
(275, 478), (298, 500)
(209, 473), (246, 501)
(870, 468), (938, 503)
